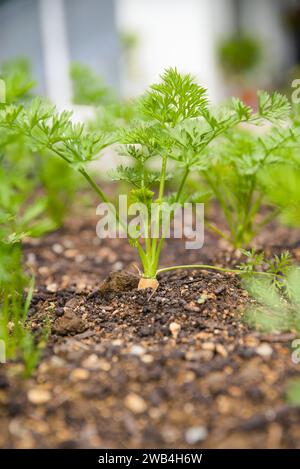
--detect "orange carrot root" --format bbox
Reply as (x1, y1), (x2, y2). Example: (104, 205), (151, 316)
(138, 278), (159, 290)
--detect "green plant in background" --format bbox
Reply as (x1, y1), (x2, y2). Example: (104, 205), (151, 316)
(244, 265), (300, 333)
(261, 163), (300, 227)
(218, 34), (261, 76)
(0, 58), (79, 374)
(0, 261), (50, 378)
(0, 57), (35, 104)
(238, 249), (292, 286)
(166, 87), (292, 247)
(70, 62), (138, 133)
(200, 117), (298, 247)
(260, 104), (300, 228)
(286, 379), (300, 406)
(0, 163), (55, 376)
(1, 57), (81, 226)
(70, 62), (112, 106)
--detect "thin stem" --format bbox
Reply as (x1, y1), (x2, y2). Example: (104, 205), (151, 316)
(175, 166), (189, 203)
(151, 152), (168, 260)
(206, 222), (231, 242)
(204, 171), (237, 241)
(156, 263), (282, 279)
(78, 168), (111, 204)
(147, 165), (190, 278)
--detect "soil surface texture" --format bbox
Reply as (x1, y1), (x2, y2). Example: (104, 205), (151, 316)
(1, 207), (300, 449)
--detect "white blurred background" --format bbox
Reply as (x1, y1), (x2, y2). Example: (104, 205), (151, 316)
(0, 0), (299, 105)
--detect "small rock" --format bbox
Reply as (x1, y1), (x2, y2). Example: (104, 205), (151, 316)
(129, 345), (146, 356)
(216, 343), (228, 358)
(111, 339), (123, 346)
(82, 354), (111, 371)
(124, 393), (147, 414)
(46, 283), (58, 293)
(64, 297), (82, 310)
(185, 426), (208, 444)
(70, 368), (90, 381)
(184, 302), (200, 313)
(64, 249), (79, 258)
(169, 322), (181, 339)
(141, 354), (154, 364)
(113, 261), (124, 271)
(49, 356), (66, 368)
(161, 426), (180, 444)
(52, 243), (64, 254)
(202, 342), (215, 352)
(256, 343), (273, 358)
(28, 388), (51, 405)
(75, 255), (86, 263)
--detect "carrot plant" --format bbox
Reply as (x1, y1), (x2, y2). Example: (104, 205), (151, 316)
(244, 266), (300, 333)
(0, 68), (294, 288)
(260, 104), (300, 228)
(0, 60), (74, 373)
(200, 121), (298, 247)
(0, 169), (51, 376)
(1, 58), (81, 225)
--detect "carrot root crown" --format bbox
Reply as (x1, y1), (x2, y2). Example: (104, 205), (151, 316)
(138, 277), (159, 291)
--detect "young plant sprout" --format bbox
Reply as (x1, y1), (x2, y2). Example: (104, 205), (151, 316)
(0, 68), (293, 289)
(200, 123), (299, 247)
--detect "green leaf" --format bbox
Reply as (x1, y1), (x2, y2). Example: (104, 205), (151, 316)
(141, 67), (208, 126)
(257, 90), (290, 123)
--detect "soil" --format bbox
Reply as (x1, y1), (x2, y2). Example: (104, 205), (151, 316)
(1, 203), (300, 449)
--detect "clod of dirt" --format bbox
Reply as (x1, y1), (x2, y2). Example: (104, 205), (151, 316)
(99, 271), (139, 294)
(53, 297), (86, 335)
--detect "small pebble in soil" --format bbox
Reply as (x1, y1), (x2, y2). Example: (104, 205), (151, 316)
(129, 345), (146, 356)
(70, 368), (90, 381)
(27, 388), (52, 405)
(256, 343), (273, 358)
(141, 354), (154, 364)
(52, 243), (64, 254)
(46, 283), (58, 293)
(113, 261), (124, 270)
(202, 342), (215, 352)
(124, 393), (147, 414)
(82, 354), (111, 371)
(184, 302), (201, 313)
(216, 343), (228, 358)
(185, 426), (208, 444)
(169, 322), (181, 339)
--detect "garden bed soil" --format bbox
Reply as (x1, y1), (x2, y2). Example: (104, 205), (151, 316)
(1, 208), (300, 449)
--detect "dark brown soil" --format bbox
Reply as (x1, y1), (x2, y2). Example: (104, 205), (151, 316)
(1, 206), (300, 449)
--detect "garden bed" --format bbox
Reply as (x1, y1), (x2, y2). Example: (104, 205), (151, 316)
(1, 209), (300, 449)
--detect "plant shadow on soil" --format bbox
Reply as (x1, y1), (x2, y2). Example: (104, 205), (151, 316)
(1, 206), (300, 449)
